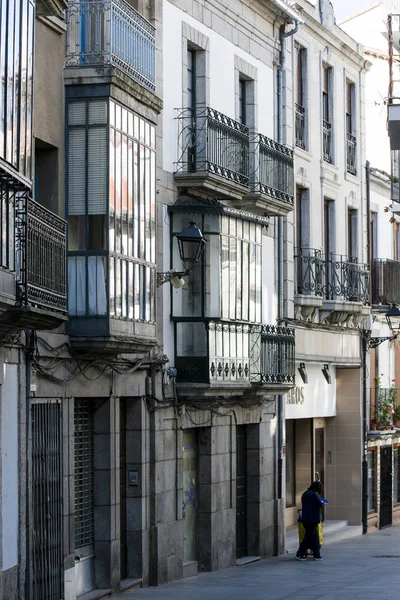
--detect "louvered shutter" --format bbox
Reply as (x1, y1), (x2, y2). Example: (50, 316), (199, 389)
(346, 82), (352, 115)
(348, 209), (353, 259)
(68, 128), (86, 216)
(88, 128), (107, 215)
(296, 188), (302, 250)
(322, 66), (329, 94)
(294, 42), (302, 106)
(324, 199), (330, 258)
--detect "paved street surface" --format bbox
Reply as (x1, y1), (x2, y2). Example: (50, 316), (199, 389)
(115, 526), (400, 600)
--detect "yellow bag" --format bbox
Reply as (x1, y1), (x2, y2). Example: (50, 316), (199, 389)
(297, 513), (324, 547)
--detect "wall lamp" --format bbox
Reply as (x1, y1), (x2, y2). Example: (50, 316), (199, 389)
(298, 362), (308, 384)
(369, 303), (400, 348)
(322, 364), (331, 384)
(157, 221), (207, 288)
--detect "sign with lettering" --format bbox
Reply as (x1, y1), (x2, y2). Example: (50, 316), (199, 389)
(286, 363), (336, 419)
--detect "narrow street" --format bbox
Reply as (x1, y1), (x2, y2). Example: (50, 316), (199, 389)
(115, 527), (400, 600)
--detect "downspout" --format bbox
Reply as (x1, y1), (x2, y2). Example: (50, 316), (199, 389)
(25, 329), (35, 600)
(362, 160), (371, 535)
(277, 20), (299, 501)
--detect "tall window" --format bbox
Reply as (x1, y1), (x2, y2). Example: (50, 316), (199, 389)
(74, 398), (94, 558)
(347, 208), (357, 260)
(187, 48), (197, 172)
(394, 447), (400, 505)
(346, 81), (356, 175)
(0, 0), (35, 178)
(67, 98), (156, 322)
(322, 65), (333, 163)
(286, 420), (296, 507)
(238, 78), (247, 125)
(294, 42), (306, 149)
(394, 221), (400, 261)
(324, 198), (335, 258)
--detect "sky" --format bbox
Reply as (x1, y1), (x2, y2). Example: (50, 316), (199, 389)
(332, 0), (375, 23)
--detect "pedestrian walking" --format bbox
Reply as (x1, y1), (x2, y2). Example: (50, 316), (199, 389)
(296, 481), (324, 561)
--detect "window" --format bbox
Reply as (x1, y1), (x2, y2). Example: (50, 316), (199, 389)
(294, 42), (306, 149)
(238, 78), (247, 125)
(187, 48), (196, 111)
(394, 221), (400, 262)
(324, 198), (335, 258)
(322, 65), (333, 163)
(34, 140), (58, 214)
(367, 450), (376, 512)
(67, 98), (156, 322)
(0, 0), (35, 178)
(346, 81), (356, 175)
(347, 208), (358, 261)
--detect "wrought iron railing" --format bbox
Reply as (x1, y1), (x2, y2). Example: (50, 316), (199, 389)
(322, 254), (370, 303)
(255, 134), (294, 206)
(16, 197), (67, 312)
(175, 107), (250, 186)
(371, 258), (400, 305)
(346, 133), (357, 175)
(295, 103), (306, 149)
(294, 248), (323, 296)
(66, 0), (156, 92)
(175, 320), (295, 385)
(323, 120), (332, 163)
(250, 325), (295, 384)
(369, 387), (399, 430)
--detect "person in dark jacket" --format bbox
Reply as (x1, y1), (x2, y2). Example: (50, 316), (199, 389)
(296, 481), (324, 561)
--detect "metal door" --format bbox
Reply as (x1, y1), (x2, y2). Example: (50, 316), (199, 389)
(236, 426), (247, 559)
(380, 446), (393, 529)
(31, 400), (63, 600)
(183, 430), (198, 563)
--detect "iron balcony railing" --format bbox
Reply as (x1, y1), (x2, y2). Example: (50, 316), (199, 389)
(369, 387), (400, 431)
(294, 247), (323, 296)
(16, 197), (67, 313)
(255, 134), (294, 207)
(294, 248), (370, 304)
(250, 325), (295, 385)
(346, 133), (357, 175)
(323, 120), (332, 163)
(174, 320), (295, 386)
(322, 254), (370, 303)
(295, 103), (306, 149)
(66, 0), (156, 93)
(175, 107), (250, 186)
(371, 258), (400, 305)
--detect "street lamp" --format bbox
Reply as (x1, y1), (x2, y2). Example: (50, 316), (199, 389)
(369, 303), (400, 348)
(157, 221), (207, 287)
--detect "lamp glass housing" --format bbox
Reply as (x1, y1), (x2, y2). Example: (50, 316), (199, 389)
(386, 303), (400, 334)
(176, 221), (206, 264)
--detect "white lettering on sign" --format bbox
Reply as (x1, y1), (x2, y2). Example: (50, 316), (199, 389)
(287, 387), (305, 405)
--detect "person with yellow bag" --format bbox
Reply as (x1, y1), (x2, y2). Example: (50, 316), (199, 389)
(296, 481), (325, 561)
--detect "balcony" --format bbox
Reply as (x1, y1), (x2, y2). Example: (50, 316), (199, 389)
(369, 387), (399, 432)
(323, 120), (332, 163)
(0, 197), (67, 336)
(371, 258), (400, 305)
(65, 0), (156, 93)
(295, 104), (306, 149)
(244, 134), (294, 217)
(174, 320), (295, 395)
(68, 252), (156, 353)
(346, 133), (357, 176)
(294, 248), (324, 308)
(174, 107), (250, 200)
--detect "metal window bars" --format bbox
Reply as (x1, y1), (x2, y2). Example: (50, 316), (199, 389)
(66, 0), (156, 93)
(295, 103), (306, 149)
(346, 133), (357, 175)
(74, 398), (95, 552)
(323, 120), (332, 163)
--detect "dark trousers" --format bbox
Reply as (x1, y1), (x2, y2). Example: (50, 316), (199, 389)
(297, 522), (321, 558)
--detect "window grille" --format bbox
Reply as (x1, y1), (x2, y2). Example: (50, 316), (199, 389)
(74, 398), (94, 551)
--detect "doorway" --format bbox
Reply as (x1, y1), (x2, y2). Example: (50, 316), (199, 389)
(380, 446), (393, 529)
(315, 428), (325, 489)
(120, 400), (127, 580)
(183, 430), (198, 568)
(236, 426), (248, 559)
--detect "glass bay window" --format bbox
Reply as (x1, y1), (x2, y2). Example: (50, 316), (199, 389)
(67, 98), (156, 328)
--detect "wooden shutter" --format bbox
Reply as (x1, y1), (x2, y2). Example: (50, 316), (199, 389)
(370, 211), (376, 262)
(296, 188), (302, 250)
(324, 199), (330, 258)
(348, 209), (353, 259)
(394, 222), (399, 261)
(322, 65), (329, 94)
(294, 42), (303, 106)
(88, 128), (107, 215)
(68, 128), (86, 216)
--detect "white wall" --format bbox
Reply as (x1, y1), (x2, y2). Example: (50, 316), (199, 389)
(162, 0), (275, 174)
(286, 363), (336, 419)
(1, 363), (19, 571)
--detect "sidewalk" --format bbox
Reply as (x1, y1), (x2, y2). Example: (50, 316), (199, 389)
(114, 526), (400, 600)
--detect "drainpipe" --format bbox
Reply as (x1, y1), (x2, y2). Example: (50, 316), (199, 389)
(362, 160), (371, 535)
(276, 20), (299, 501)
(25, 329), (35, 600)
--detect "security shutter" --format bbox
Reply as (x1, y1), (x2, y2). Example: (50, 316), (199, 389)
(88, 127), (107, 214)
(74, 399), (94, 553)
(68, 128), (86, 216)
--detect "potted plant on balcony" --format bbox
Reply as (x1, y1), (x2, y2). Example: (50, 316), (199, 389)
(375, 376), (397, 430)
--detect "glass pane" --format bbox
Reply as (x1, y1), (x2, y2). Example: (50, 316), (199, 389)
(115, 131), (122, 253)
(242, 242), (249, 319)
(115, 258), (122, 317)
(183, 430), (197, 563)
(88, 100), (107, 124)
(121, 134), (128, 255)
(109, 255), (116, 316)
(88, 256), (107, 315)
(68, 256), (86, 316)
(128, 261), (134, 319)
(109, 127), (116, 252)
(221, 235), (229, 319)
(134, 263), (140, 320)
(229, 237), (236, 320)
(121, 258), (127, 317)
